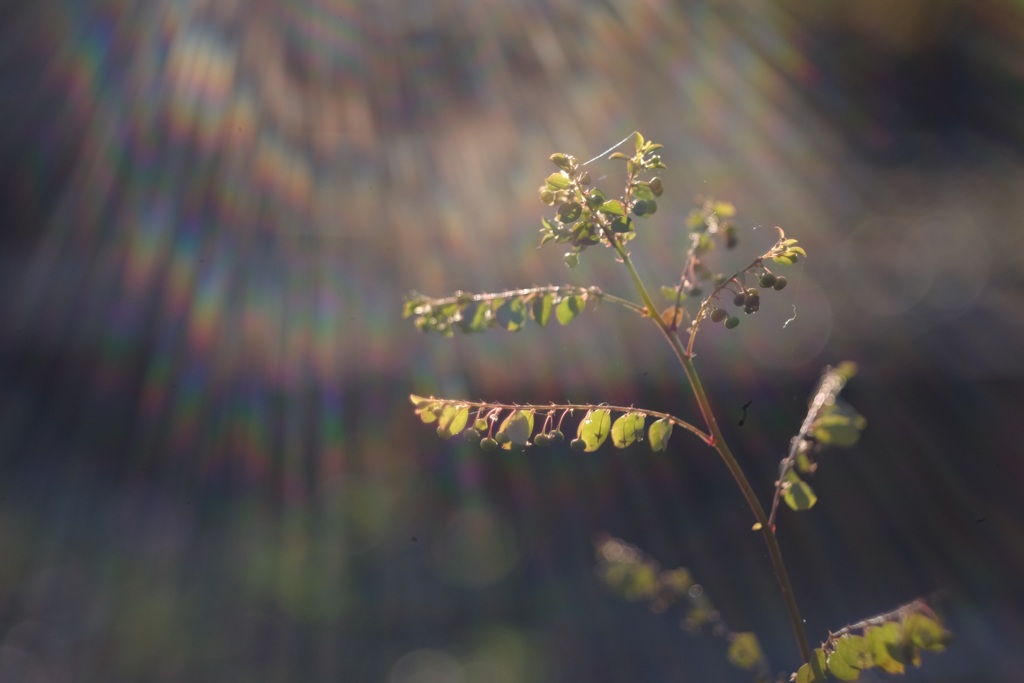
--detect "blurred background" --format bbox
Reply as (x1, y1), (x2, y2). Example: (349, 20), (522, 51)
(2, 0), (1023, 681)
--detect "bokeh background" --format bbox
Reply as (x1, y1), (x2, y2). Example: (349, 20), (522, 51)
(2, 0), (1024, 681)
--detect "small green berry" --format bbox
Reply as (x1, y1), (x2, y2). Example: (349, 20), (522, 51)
(480, 437), (499, 451)
(773, 276), (788, 291)
(759, 273), (777, 288)
(632, 199), (649, 216)
(570, 438), (587, 451)
(549, 430), (565, 443)
(725, 316), (740, 329)
(495, 431), (511, 444)
(710, 308), (728, 323)
(650, 177), (664, 196)
(533, 433), (550, 447)
(539, 189), (555, 205)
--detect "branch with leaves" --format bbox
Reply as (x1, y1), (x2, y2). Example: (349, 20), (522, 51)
(403, 133), (949, 681)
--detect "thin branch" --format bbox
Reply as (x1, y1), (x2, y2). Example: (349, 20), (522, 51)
(408, 285), (646, 316)
(413, 396), (712, 445)
(767, 363), (854, 528)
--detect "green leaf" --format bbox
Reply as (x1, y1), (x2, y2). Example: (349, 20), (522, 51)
(828, 650), (861, 680)
(610, 216), (633, 233)
(773, 254), (798, 265)
(577, 409), (611, 452)
(611, 412), (646, 448)
(782, 469), (817, 511)
(411, 395), (442, 424)
(866, 623), (906, 675)
(457, 300), (491, 333)
(600, 199), (625, 216)
(813, 411), (866, 447)
(727, 632), (764, 671)
(545, 172), (572, 190)
(632, 182), (656, 202)
(530, 293), (554, 327)
(713, 201), (736, 217)
(835, 634), (873, 670)
(790, 246), (807, 257)
(660, 285), (682, 302)
(495, 297), (527, 331)
(648, 418), (673, 452)
(794, 649), (828, 683)
(436, 404), (469, 439)
(904, 614), (951, 652)
(498, 410), (534, 450)
(556, 295), (586, 325)
(608, 151), (630, 161)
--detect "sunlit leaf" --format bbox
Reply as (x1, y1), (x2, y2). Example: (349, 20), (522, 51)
(411, 395), (442, 423)
(611, 412), (646, 448)
(794, 649), (828, 683)
(556, 295), (586, 325)
(727, 632), (763, 671)
(773, 253), (798, 265)
(498, 410), (534, 450)
(827, 650), (861, 680)
(600, 199), (626, 216)
(835, 634), (873, 670)
(545, 172), (572, 190)
(577, 409), (611, 452)
(782, 469), (817, 511)
(436, 404), (469, 439)
(495, 297), (527, 331)
(648, 418), (672, 452)
(530, 293), (554, 327)
(813, 410), (866, 447)
(866, 623), (906, 675)
(713, 201), (736, 217)
(904, 614), (951, 652)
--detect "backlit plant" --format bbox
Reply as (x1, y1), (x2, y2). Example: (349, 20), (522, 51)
(404, 133), (949, 682)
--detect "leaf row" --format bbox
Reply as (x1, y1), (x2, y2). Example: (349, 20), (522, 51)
(410, 395), (712, 451)
(403, 286), (598, 337)
(795, 600), (951, 682)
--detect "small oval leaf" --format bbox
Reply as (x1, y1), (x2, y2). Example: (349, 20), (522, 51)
(611, 412), (646, 448)
(648, 418), (673, 452)
(556, 295), (586, 325)
(498, 410), (534, 450)
(577, 409), (611, 452)
(782, 469), (817, 511)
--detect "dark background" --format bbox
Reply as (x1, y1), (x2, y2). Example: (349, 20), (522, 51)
(2, 1), (1023, 681)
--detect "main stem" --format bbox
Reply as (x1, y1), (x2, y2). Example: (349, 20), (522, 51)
(613, 238), (813, 665)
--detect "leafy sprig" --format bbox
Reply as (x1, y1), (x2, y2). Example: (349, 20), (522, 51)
(404, 133), (949, 681)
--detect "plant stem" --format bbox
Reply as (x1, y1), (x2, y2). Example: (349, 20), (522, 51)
(614, 239), (813, 665)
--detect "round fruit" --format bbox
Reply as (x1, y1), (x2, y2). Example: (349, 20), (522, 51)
(533, 433), (550, 447)
(733, 292), (746, 307)
(480, 437), (499, 451)
(773, 276), (788, 291)
(632, 200), (649, 216)
(495, 431), (511, 444)
(710, 308), (728, 323)
(650, 177), (664, 196)
(549, 430), (565, 443)
(570, 438), (587, 451)
(725, 316), (740, 329)
(540, 189), (555, 205)
(758, 273), (777, 288)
